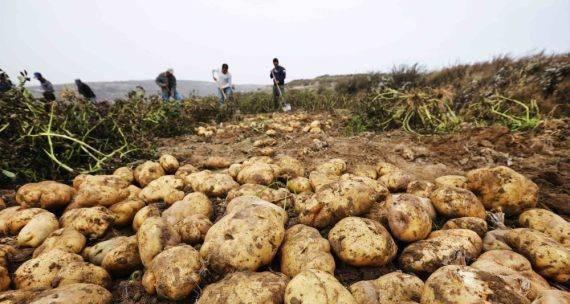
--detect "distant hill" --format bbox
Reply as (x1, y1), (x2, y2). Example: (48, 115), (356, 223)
(27, 80), (268, 101)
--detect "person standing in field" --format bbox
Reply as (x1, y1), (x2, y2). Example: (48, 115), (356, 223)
(270, 58), (286, 110)
(155, 68), (181, 101)
(75, 79), (96, 101)
(0, 73), (13, 93)
(33, 72), (56, 101)
(212, 63), (233, 104)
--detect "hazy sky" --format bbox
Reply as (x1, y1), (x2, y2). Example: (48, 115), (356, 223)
(1, 0), (569, 85)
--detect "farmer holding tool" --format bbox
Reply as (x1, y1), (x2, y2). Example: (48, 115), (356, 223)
(270, 58), (289, 111)
(75, 79), (96, 101)
(155, 68), (181, 101)
(33, 72), (56, 101)
(212, 63), (233, 104)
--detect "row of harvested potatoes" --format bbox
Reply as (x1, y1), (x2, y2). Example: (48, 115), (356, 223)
(0, 153), (568, 304)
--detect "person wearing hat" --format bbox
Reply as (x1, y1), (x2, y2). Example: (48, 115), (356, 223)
(155, 68), (181, 101)
(0, 73), (13, 94)
(75, 79), (96, 101)
(34, 72), (56, 101)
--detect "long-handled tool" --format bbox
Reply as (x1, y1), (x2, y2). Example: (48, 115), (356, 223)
(272, 70), (291, 112)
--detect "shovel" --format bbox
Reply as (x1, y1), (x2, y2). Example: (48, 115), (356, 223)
(272, 70), (291, 112)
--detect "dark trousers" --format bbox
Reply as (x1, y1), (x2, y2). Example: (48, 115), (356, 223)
(43, 92), (56, 101)
(273, 84), (285, 109)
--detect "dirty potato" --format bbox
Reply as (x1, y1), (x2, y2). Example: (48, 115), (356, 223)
(442, 217), (488, 237)
(132, 205), (161, 231)
(14, 249), (83, 289)
(52, 261), (111, 288)
(351, 164), (378, 179)
(274, 155), (305, 179)
(483, 229), (512, 251)
(379, 170), (414, 192)
(60, 206), (114, 239)
(203, 156), (231, 169)
(175, 214), (212, 244)
(109, 198), (145, 226)
(349, 271), (424, 304)
(139, 175), (185, 205)
(185, 170), (240, 197)
(162, 192), (213, 225)
(406, 180), (436, 198)
(434, 175), (467, 188)
(174, 164), (199, 180)
(280, 224), (335, 277)
(309, 170), (340, 192)
(17, 212), (59, 247)
(519, 208), (569, 246)
(315, 158), (347, 176)
(3, 207), (47, 235)
(375, 161), (400, 176)
(287, 177), (312, 194)
(236, 162), (277, 185)
(0, 289), (43, 304)
(137, 217), (181, 267)
(532, 290), (570, 304)
(429, 186), (486, 219)
(134, 161), (165, 187)
(70, 174), (130, 208)
(84, 236), (141, 275)
(113, 166), (134, 183)
(15, 181), (75, 209)
(33, 228), (86, 258)
(159, 154), (179, 174)
(227, 184), (292, 207)
(285, 269), (357, 304)
(29, 283), (112, 304)
(387, 194), (432, 242)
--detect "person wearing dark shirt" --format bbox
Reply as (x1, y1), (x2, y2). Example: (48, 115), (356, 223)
(270, 58), (286, 110)
(155, 68), (181, 101)
(33, 72), (56, 101)
(75, 79), (96, 101)
(0, 73), (13, 94)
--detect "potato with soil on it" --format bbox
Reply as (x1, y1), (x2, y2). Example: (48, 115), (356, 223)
(363, 199), (391, 227)
(2, 207), (47, 235)
(518, 208), (569, 246)
(134, 161), (165, 187)
(17, 212), (59, 247)
(142, 244), (202, 300)
(442, 217), (488, 237)
(0, 266), (9, 291)
(69, 174), (130, 209)
(29, 283), (112, 304)
(504, 228), (569, 283)
(137, 217), (180, 267)
(138, 175), (185, 205)
(14, 249), (83, 289)
(60, 206), (114, 239)
(434, 175), (467, 188)
(200, 196), (287, 273)
(274, 155), (305, 179)
(203, 156), (231, 169)
(0, 197), (4, 210)
(159, 154), (179, 174)
(309, 170), (340, 192)
(351, 164), (378, 180)
(162, 192), (213, 226)
(406, 180), (436, 198)
(113, 166), (134, 183)
(421, 265), (531, 304)
(33, 228), (86, 258)
(0, 289), (42, 304)
(328, 217), (397, 267)
(483, 228), (512, 251)
(15, 181), (75, 209)
(532, 290), (570, 304)
(429, 186), (486, 219)
(125, 184), (141, 199)
(185, 170), (240, 197)
(280, 224), (335, 277)
(132, 204), (161, 231)
(174, 164), (199, 180)
(0, 206), (20, 234)
(228, 163), (243, 179)
(227, 184), (292, 207)
(84, 235), (141, 276)
(379, 170), (415, 192)
(236, 162), (277, 185)
(109, 198), (145, 226)
(285, 269), (357, 304)
(315, 158), (347, 176)
(387, 194), (432, 242)
(197, 271), (289, 304)
(349, 271), (424, 304)
(51, 261), (111, 288)
(175, 214), (212, 245)
(287, 177), (312, 194)
(466, 166), (538, 216)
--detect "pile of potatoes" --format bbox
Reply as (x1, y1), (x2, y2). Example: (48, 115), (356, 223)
(0, 152), (568, 303)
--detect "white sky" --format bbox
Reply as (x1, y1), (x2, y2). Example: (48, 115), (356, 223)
(1, 0), (569, 85)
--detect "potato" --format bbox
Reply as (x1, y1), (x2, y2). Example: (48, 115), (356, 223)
(466, 166), (538, 215)
(162, 192), (212, 225)
(70, 174), (130, 208)
(137, 217), (180, 267)
(200, 196), (287, 273)
(0, 206), (20, 234)
(0, 289), (42, 304)
(29, 283), (112, 304)
(175, 214), (212, 244)
(375, 161), (400, 176)
(258, 147), (275, 156)
(387, 194), (432, 242)
(483, 229), (512, 251)
(113, 166), (134, 183)
(227, 184), (292, 207)
(236, 162), (276, 185)
(421, 265), (530, 304)
(351, 164), (378, 179)
(33, 228), (86, 258)
(60, 206), (114, 239)
(0, 266), (9, 291)
(17, 212), (59, 247)
(84, 236), (128, 265)
(349, 271), (424, 304)
(285, 269), (357, 304)
(379, 170), (414, 192)
(52, 261), (111, 288)
(174, 164), (199, 180)
(126, 184), (141, 199)
(328, 217), (397, 266)
(429, 186), (486, 219)
(15, 181), (75, 209)
(442, 217), (488, 237)
(228, 163), (243, 179)
(519, 208), (569, 246)
(309, 170), (340, 192)
(287, 177), (312, 194)
(185, 170), (240, 197)
(340, 174), (391, 200)
(2, 207), (47, 235)
(14, 249), (83, 289)
(159, 154), (179, 173)
(132, 205), (161, 231)
(142, 245), (202, 300)
(253, 138), (277, 147)
(88, 236), (141, 275)
(138, 175), (185, 205)
(197, 271), (289, 304)
(0, 197), (4, 210)
(274, 155), (305, 179)
(316, 158), (347, 176)
(134, 161), (165, 187)
(504, 228), (569, 283)
(400, 229), (483, 274)
(203, 156), (231, 169)
(532, 290), (570, 304)
(363, 199), (390, 227)
(280, 224), (335, 277)
(406, 180), (436, 198)
(434, 175), (467, 188)
(417, 196), (437, 220)
(109, 198), (145, 226)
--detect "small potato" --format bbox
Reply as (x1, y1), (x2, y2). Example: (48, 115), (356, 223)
(101, 236), (141, 276)
(274, 155), (305, 179)
(134, 161), (165, 187)
(162, 192), (213, 225)
(258, 147), (275, 156)
(159, 154), (179, 174)
(109, 198), (145, 226)
(285, 269), (357, 304)
(126, 184), (141, 199)
(138, 175), (185, 205)
(60, 206), (114, 239)
(113, 166), (134, 183)
(519, 208), (569, 246)
(375, 161), (400, 176)
(387, 194), (432, 242)
(203, 156), (231, 169)
(379, 170), (414, 192)
(483, 229), (512, 251)
(315, 158), (347, 176)
(14, 249), (83, 289)
(197, 271), (289, 304)
(280, 224), (335, 277)
(253, 138), (277, 147)
(84, 236), (129, 265)
(137, 217), (181, 267)
(466, 166), (538, 215)
(532, 290), (570, 304)
(237, 162), (276, 185)
(308, 170), (340, 192)
(349, 271), (424, 304)
(442, 217), (488, 237)
(132, 205), (161, 231)
(52, 262), (111, 288)
(434, 175), (467, 188)
(29, 283), (112, 304)
(33, 228), (85, 258)
(175, 214), (212, 245)
(227, 184), (292, 207)
(185, 170), (240, 197)
(142, 245), (202, 301)
(174, 164), (199, 180)
(287, 177), (312, 194)
(429, 186), (486, 219)
(15, 181), (75, 209)
(17, 212), (59, 247)
(407, 180), (436, 198)
(70, 175), (130, 208)
(328, 217), (397, 267)
(351, 164), (378, 179)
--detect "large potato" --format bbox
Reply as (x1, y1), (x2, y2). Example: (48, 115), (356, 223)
(200, 196), (287, 273)
(2, 207), (46, 235)
(309, 170), (340, 192)
(274, 155), (305, 179)
(363, 198), (391, 227)
(113, 166), (134, 183)
(132, 204), (161, 231)
(142, 245), (202, 300)
(33, 228), (86, 258)
(134, 161), (165, 187)
(406, 180), (436, 198)
(328, 217), (397, 267)
(52, 261), (111, 288)
(137, 217), (180, 267)
(17, 212), (59, 247)
(70, 174), (130, 208)
(237, 162), (277, 185)
(14, 249), (83, 289)
(162, 192), (213, 225)
(60, 206), (114, 239)
(139, 175), (185, 205)
(285, 269), (357, 304)
(287, 177), (312, 194)
(159, 154), (179, 174)
(429, 186), (486, 219)
(15, 181), (75, 209)
(434, 175), (467, 188)
(504, 228), (569, 283)
(351, 164), (378, 179)
(421, 265), (530, 304)
(387, 194), (432, 242)
(532, 290), (570, 304)
(466, 166), (538, 215)
(109, 198), (145, 226)
(227, 183), (292, 207)
(379, 170), (414, 192)
(442, 217), (488, 237)
(280, 224), (335, 277)
(349, 271), (424, 304)
(316, 158), (347, 176)
(185, 170), (240, 197)
(483, 229), (512, 251)
(29, 283), (112, 304)
(197, 271), (289, 304)
(175, 214), (212, 244)
(519, 208), (569, 246)
(84, 236), (141, 275)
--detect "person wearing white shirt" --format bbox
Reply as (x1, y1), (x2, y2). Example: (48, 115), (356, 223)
(212, 63), (233, 104)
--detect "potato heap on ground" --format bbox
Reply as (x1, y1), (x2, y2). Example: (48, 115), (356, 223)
(1, 152), (568, 304)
